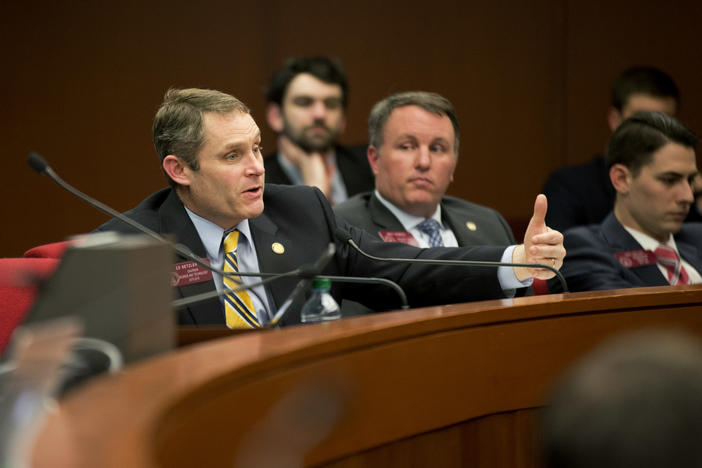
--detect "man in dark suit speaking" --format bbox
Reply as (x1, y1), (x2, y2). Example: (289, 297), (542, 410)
(96, 88), (565, 328)
(549, 111), (702, 293)
(334, 91), (516, 249)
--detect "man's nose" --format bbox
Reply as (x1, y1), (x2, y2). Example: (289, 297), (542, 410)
(245, 150), (265, 175)
(311, 101), (327, 119)
(415, 147), (431, 169)
(680, 179), (695, 203)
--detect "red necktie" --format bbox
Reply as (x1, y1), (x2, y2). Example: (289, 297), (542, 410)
(654, 244), (690, 285)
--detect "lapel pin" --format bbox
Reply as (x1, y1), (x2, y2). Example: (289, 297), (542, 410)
(272, 242), (285, 254)
(466, 221), (477, 231)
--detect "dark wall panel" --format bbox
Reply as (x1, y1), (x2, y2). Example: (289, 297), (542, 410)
(1, 0), (700, 256)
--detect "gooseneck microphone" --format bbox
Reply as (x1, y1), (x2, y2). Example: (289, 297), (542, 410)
(27, 153), (409, 326)
(28, 152), (219, 277)
(269, 243), (335, 326)
(177, 272), (409, 316)
(333, 228), (569, 293)
(27, 152), (296, 310)
(314, 275), (409, 310)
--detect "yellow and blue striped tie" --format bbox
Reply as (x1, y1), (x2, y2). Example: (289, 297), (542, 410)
(222, 230), (260, 328)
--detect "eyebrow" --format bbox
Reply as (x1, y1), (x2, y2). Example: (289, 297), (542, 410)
(657, 170), (698, 178)
(220, 131), (262, 151)
(393, 134), (418, 142)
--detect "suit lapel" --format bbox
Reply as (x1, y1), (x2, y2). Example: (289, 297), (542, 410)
(442, 204), (478, 246)
(676, 231), (702, 277)
(368, 192), (406, 231)
(248, 212), (291, 313)
(600, 213), (668, 286)
(158, 190), (225, 325)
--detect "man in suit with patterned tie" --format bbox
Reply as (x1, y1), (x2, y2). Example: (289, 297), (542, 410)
(334, 91), (517, 250)
(548, 111), (702, 293)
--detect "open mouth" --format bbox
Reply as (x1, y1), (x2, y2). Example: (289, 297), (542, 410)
(243, 186), (262, 196)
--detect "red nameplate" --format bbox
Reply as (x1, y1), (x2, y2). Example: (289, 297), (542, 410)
(379, 230), (419, 247)
(614, 250), (657, 268)
(172, 260), (214, 287)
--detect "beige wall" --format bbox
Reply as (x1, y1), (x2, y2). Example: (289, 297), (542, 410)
(2, 0), (701, 255)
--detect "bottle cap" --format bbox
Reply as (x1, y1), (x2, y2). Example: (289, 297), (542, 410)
(312, 277), (331, 290)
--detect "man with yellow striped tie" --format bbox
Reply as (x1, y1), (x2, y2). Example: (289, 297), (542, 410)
(96, 88), (566, 327)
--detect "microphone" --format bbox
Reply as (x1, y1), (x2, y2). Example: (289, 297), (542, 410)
(175, 265), (409, 317)
(28, 153), (218, 276)
(27, 152), (289, 307)
(27, 153), (408, 326)
(269, 243), (335, 326)
(311, 275), (409, 310)
(174, 244), (337, 327)
(174, 243), (409, 326)
(265, 245), (409, 324)
(333, 228), (569, 293)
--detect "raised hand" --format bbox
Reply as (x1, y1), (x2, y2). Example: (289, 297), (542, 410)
(513, 194), (565, 281)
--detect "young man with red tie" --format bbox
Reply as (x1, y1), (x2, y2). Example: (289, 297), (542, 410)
(549, 111), (702, 292)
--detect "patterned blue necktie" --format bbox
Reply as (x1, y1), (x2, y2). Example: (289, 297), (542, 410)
(416, 218), (444, 247)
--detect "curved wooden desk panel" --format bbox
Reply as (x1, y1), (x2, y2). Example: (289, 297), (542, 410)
(32, 285), (702, 467)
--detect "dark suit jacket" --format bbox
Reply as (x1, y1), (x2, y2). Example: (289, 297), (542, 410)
(263, 144), (374, 197)
(542, 155), (615, 233)
(334, 192), (516, 246)
(333, 192), (529, 308)
(542, 155), (702, 231)
(548, 212), (702, 293)
(95, 184), (510, 326)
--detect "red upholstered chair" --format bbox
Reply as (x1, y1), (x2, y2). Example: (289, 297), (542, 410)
(24, 240), (74, 259)
(0, 257), (61, 353)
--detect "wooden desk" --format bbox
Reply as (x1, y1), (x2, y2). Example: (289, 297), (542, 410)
(32, 285), (702, 467)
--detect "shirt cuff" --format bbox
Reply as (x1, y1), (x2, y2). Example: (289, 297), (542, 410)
(498, 245), (534, 291)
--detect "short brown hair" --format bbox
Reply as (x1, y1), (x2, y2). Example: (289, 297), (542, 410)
(605, 111), (697, 176)
(368, 91), (460, 155)
(153, 88), (250, 185)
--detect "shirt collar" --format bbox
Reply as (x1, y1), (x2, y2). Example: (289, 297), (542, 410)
(184, 206), (252, 259)
(374, 189), (442, 231)
(623, 225), (678, 253)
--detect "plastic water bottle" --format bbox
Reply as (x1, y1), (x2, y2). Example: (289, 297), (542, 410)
(300, 278), (341, 323)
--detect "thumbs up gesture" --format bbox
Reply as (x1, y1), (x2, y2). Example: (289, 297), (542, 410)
(513, 194), (566, 281)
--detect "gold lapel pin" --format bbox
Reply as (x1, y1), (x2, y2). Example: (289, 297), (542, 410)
(271, 242), (285, 254)
(466, 221), (477, 231)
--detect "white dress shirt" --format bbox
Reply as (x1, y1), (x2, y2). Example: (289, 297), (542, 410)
(624, 226), (702, 284)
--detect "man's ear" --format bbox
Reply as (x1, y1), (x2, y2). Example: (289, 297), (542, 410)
(610, 163), (631, 194)
(266, 103), (284, 133)
(163, 155), (191, 186)
(367, 145), (380, 176)
(607, 107), (624, 132)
